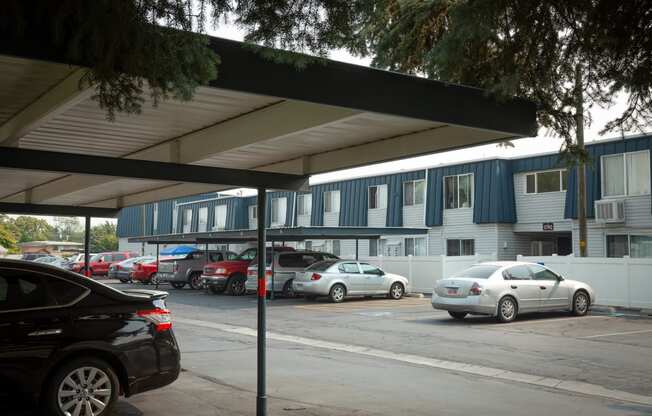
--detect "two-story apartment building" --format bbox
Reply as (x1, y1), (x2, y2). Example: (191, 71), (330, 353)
(117, 134), (652, 259)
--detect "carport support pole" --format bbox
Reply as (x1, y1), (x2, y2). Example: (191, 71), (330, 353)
(84, 216), (91, 277)
(256, 188), (267, 416)
(355, 239), (359, 260)
(155, 243), (160, 289)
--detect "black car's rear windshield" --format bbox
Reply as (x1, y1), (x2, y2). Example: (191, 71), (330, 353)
(451, 265), (500, 279)
(306, 260), (338, 272)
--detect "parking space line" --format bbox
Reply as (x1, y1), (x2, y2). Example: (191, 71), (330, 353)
(580, 329), (652, 339)
(174, 316), (652, 406)
(482, 315), (607, 328)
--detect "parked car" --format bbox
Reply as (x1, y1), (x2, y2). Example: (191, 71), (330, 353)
(431, 261), (595, 323)
(61, 253), (96, 271)
(33, 255), (69, 269)
(21, 253), (49, 261)
(201, 246), (295, 295)
(158, 250), (238, 290)
(71, 251), (139, 276)
(0, 259), (180, 415)
(294, 260), (408, 303)
(109, 256), (155, 282)
(245, 250), (339, 297)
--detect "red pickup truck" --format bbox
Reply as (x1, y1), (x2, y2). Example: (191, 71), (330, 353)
(71, 251), (139, 276)
(201, 246), (295, 295)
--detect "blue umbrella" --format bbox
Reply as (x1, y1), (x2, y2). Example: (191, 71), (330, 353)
(160, 245), (199, 255)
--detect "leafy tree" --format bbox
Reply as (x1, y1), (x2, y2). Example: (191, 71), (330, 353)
(90, 222), (118, 253)
(51, 217), (84, 242)
(0, 222), (18, 254)
(11, 216), (53, 243)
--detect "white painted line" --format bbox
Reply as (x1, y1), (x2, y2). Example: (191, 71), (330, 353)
(174, 317), (652, 406)
(580, 329), (652, 339)
(492, 315), (607, 327)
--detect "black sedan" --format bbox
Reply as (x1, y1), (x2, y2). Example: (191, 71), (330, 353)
(0, 259), (180, 416)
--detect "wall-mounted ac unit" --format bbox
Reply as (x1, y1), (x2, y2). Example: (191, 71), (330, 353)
(594, 199), (625, 223)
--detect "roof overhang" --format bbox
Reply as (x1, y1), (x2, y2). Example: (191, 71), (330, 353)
(0, 32), (537, 216)
(128, 226), (430, 244)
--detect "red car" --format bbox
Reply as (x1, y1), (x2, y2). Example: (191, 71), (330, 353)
(130, 258), (159, 284)
(71, 251), (139, 276)
(201, 246), (295, 295)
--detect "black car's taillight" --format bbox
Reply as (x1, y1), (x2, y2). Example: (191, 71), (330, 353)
(137, 308), (172, 332)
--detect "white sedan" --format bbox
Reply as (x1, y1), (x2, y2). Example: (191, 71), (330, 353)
(432, 261), (595, 323)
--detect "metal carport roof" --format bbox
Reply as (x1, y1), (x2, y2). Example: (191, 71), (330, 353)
(0, 35), (536, 215)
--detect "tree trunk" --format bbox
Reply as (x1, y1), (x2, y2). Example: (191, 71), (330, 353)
(575, 65), (587, 257)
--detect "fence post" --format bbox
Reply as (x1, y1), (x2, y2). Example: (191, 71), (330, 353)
(407, 254), (413, 292)
(624, 255), (631, 308)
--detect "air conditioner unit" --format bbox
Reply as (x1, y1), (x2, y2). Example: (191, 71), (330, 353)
(594, 199), (625, 223)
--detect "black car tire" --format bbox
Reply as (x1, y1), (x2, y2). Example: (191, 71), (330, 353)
(171, 282), (186, 289)
(497, 296), (518, 323)
(227, 274), (247, 296)
(189, 272), (203, 290)
(329, 284), (346, 303)
(43, 356), (119, 416)
(448, 311), (468, 320)
(209, 285), (225, 295)
(388, 282), (405, 300)
(572, 290), (590, 316)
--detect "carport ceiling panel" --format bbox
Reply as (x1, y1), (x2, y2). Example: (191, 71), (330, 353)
(194, 113), (444, 169)
(42, 177), (177, 206)
(18, 86), (280, 157)
(0, 56), (75, 126)
(0, 168), (64, 200)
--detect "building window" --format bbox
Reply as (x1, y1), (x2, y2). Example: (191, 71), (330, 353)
(305, 241), (312, 251)
(249, 205), (257, 221)
(368, 185), (388, 209)
(446, 239), (474, 256)
(152, 203), (158, 234)
(405, 237), (426, 256)
(607, 234), (652, 258)
(271, 197), (287, 226)
(369, 239), (378, 256)
(172, 205), (178, 233)
(214, 205), (227, 231)
(525, 170), (568, 194)
(602, 151), (651, 197)
(198, 207), (208, 232)
(403, 180), (425, 206)
(297, 194), (312, 216)
(332, 240), (341, 256)
(182, 208), (192, 233)
(324, 190), (340, 213)
(444, 174), (473, 209)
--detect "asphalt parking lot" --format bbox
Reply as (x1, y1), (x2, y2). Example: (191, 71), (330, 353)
(9, 281), (652, 415)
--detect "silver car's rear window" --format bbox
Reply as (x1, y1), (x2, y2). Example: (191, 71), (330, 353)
(451, 265), (500, 279)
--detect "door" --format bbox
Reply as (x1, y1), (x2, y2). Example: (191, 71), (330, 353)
(0, 269), (78, 400)
(529, 264), (571, 310)
(359, 263), (385, 293)
(503, 265), (541, 312)
(557, 236), (572, 256)
(337, 262), (362, 293)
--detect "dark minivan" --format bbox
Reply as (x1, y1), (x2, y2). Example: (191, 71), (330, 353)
(0, 259), (180, 416)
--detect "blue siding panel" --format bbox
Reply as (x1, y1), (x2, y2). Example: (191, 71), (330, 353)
(116, 206), (144, 237)
(426, 159), (516, 226)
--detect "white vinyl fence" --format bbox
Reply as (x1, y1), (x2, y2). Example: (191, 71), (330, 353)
(517, 255), (652, 308)
(353, 253), (497, 293)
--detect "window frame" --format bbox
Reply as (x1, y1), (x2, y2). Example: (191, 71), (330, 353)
(182, 207), (193, 233)
(152, 203), (159, 234)
(405, 237), (427, 256)
(271, 197), (287, 226)
(446, 239), (475, 256)
(368, 184), (388, 210)
(249, 205), (257, 221)
(297, 194), (312, 216)
(605, 233), (652, 258)
(601, 150), (651, 198)
(197, 206), (209, 232)
(403, 179), (425, 206)
(524, 169), (568, 194)
(443, 173), (474, 209)
(213, 204), (227, 231)
(323, 190), (341, 214)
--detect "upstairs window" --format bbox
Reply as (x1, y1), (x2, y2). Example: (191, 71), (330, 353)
(152, 203), (158, 234)
(271, 197), (287, 226)
(297, 194), (312, 216)
(602, 151), (651, 198)
(213, 205), (227, 231)
(249, 205), (257, 221)
(198, 207), (208, 232)
(403, 180), (425, 206)
(444, 174), (473, 209)
(172, 205), (179, 233)
(368, 185), (388, 209)
(525, 170), (568, 194)
(182, 208), (192, 233)
(324, 190), (341, 213)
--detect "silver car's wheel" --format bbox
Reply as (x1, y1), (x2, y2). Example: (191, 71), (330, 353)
(389, 282), (404, 300)
(329, 284), (346, 303)
(47, 357), (119, 416)
(572, 291), (589, 316)
(497, 296), (517, 323)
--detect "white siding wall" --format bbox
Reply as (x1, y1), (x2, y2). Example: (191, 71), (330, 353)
(367, 208), (386, 227)
(296, 214), (311, 227)
(425, 209), (499, 257)
(513, 173), (571, 232)
(323, 212), (339, 227)
(402, 204), (425, 227)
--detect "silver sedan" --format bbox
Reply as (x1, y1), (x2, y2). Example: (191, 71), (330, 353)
(294, 260), (409, 303)
(431, 261), (595, 323)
